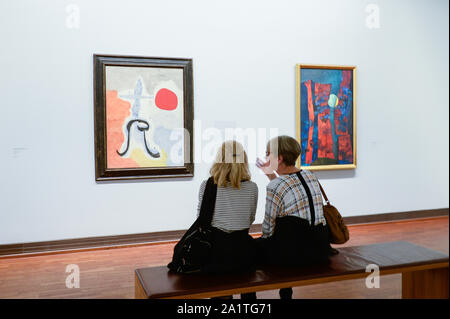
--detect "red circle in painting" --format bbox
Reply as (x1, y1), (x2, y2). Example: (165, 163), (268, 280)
(155, 88), (178, 110)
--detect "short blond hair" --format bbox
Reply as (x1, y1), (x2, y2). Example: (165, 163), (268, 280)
(210, 141), (251, 189)
(266, 135), (301, 166)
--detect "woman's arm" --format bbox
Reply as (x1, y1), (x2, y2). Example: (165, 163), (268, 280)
(196, 180), (207, 217)
(249, 183), (258, 225)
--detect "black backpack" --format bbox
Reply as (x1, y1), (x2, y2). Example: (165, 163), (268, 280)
(167, 177), (218, 273)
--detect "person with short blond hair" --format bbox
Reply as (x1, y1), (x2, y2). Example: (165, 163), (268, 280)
(267, 135), (301, 166)
(256, 135), (332, 299)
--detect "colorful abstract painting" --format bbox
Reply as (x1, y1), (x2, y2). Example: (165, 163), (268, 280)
(105, 66), (183, 169)
(296, 65), (356, 170)
(94, 55), (194, 181)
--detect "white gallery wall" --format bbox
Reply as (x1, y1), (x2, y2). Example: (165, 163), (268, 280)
(0, 0), (448, 245)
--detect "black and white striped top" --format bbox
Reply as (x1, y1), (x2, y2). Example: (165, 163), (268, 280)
(197, 179), (258, 233)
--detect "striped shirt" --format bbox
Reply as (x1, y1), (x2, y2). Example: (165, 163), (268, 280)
(262, 170), (326, 238)
(197, 179), (258, 233)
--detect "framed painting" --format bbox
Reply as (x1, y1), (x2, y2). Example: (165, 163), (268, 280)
(296, 64), (357, 170)
(94, 54), (194, 181)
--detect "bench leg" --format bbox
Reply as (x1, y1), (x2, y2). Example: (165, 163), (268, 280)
(402, 267), (449, 299)
(135, 273), (149, 299)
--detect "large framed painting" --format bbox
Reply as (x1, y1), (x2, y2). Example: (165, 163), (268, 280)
(296, 64), (356, 170)
(94, 54), (194, 181)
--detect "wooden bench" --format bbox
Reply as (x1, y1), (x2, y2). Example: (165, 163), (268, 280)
(135, 241), (449, 299)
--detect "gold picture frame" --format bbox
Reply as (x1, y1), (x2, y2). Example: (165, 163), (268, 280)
(296, 64), (357, 170)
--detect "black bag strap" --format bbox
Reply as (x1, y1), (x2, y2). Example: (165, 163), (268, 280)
(296, 171), (315, 227)
(198, 177), (218, 229)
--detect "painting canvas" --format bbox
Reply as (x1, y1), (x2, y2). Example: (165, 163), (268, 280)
(94, 55), (194, 181)
(296, 65), (356, 170)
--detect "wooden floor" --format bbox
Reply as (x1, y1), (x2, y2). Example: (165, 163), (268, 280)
(0, 217), (448, 299)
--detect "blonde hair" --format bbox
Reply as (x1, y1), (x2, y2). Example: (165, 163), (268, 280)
(210, 141), (251, 189)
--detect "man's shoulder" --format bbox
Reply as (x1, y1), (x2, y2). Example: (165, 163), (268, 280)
(267, 174), (293, 191)
(300, 169), (318, 182)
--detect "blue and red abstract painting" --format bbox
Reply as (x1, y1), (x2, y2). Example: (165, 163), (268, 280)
(298, 66), (355, 169)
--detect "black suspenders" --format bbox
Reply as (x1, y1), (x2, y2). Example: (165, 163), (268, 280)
(296, 171), (316, 227)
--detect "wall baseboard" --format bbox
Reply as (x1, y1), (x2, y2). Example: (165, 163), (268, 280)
(0, 208), (447, 258)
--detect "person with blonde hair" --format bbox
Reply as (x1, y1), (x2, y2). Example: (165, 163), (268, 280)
(197, 141), (258, 281)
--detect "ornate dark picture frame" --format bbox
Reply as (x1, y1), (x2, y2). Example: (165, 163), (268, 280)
(93, 54), (194, 181)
